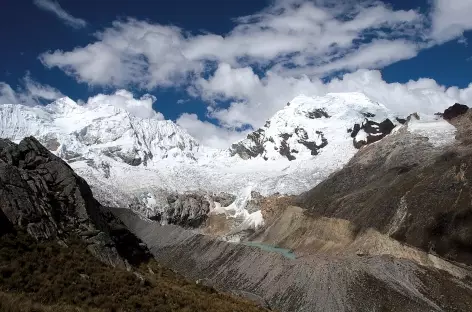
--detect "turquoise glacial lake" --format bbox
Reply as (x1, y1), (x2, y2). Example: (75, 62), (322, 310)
(242, 241), (296, 260)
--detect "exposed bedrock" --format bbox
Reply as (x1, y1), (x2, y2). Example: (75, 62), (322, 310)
(350, 118), (396, 148)
(83, 179), (238, 229)
(149, 193), (212, 227)
(442, 103), (469, 120)
(0, 137), (151, 267)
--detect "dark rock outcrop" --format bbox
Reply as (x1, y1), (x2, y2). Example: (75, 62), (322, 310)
(443, 103), (469, 120)
(0, 137), (151, 267)
(231, 125), (329, 161)
(278, 137), (296, 160)
(306, 108), (330, 119)
(150, 193), (212, 228)
(351, 118), (395, 148)
(296, 128), (328, 156)
(396, 117), (407, 124)
(230, 128), (266, 160)
(148, 192), (238, 228)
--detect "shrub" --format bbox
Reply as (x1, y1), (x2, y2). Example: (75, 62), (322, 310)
(0, 231), (268, 312)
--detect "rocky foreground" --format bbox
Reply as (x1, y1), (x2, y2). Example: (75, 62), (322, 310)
(0, 137), (267, 312)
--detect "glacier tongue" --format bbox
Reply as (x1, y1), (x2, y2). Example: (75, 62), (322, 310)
(0, 93), (456, 227)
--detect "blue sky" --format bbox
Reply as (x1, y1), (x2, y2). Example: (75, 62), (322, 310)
(1, 0), (472, 147)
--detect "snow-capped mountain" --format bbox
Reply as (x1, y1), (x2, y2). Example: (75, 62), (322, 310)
(230, 92), (396, 161)
(0, 92), (457, 226)
(0, 97), (201, 165)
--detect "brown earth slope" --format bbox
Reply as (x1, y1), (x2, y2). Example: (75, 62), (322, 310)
(298, 108), (472, 265)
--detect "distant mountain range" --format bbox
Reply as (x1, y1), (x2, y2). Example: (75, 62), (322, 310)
(0, 92), (457, 229)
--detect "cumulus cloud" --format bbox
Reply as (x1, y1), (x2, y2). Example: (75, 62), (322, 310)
(34, 0), (87, 29)
(430, 0), (472, 43)
(40, 1), (426, 88)
(280, 40), (420, 77)
(0, 74), (64, 105)
(176, 113), (249, 148)
(40, 20), (202, 88)
(85, 89), (163, 119)
(194, 65), (472, 136)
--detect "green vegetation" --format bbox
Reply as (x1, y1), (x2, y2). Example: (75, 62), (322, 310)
(0, 231), (268, 312)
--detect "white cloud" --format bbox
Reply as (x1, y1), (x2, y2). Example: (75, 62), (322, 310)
(0, 83), (19, 104)
(194, 65), (472, 138)
(176, 99), (190, 104)
(40, 20), (202, 88)
(85, 89), (163, 119)
(458, 36), (468, 46)
(279, 39), (419, 77)
(40, 1), (426, 88)
(176, 113), (249, 148)
(34, 0), (87, 29)
(0, 75), (64, 105)
(430, 0), (472, 43)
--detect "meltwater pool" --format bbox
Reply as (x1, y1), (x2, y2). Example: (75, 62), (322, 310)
(242, 241), (297, 260)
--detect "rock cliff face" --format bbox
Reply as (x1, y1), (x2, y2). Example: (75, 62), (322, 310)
(149, 193), (213, 227)
(0, 136), (151, 267)
(349, 118), (395, 148)
(443, 103), (469, 120)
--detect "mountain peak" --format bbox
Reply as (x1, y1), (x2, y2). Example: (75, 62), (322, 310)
(49, 96), (78, 107)
(231, 92), (395, 161)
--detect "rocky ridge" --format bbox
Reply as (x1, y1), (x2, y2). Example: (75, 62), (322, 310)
(0, 136), (151, 267)
(298, 104), (472, 265)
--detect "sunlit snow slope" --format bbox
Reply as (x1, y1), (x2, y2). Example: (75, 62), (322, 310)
(0, 92), (456, 214)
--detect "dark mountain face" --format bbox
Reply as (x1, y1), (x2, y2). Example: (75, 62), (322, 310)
(349, 118), (396, 148)
(443, 103), (469, 120)
(298, 106), (472, 265)
(0, 136), (151, 267)
(230, 126), (330, 161)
